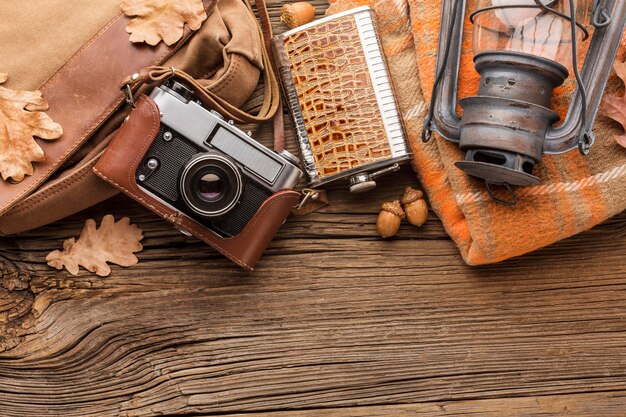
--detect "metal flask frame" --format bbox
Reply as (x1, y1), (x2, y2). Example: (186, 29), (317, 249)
(423, 0), (626, 205)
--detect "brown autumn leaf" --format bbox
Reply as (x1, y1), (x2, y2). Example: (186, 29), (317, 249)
(601, 59), (626, 148)
(0, 73), (63, 182)
(46, 215), (144, 277)
(121, 0), (208, 46)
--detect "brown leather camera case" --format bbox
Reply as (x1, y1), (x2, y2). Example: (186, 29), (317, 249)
(93, 95), (300, 271)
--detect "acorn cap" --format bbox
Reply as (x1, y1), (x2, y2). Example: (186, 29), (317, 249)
(401, 187), (424, 204)
(382, 200), (405, 219)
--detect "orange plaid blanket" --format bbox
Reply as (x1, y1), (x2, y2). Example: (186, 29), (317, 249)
(328, 0), (626, 264)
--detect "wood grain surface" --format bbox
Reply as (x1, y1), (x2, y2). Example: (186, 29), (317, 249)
(2, 1), (626, 416)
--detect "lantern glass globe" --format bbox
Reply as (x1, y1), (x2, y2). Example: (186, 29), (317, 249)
(472, 0), (592, 69)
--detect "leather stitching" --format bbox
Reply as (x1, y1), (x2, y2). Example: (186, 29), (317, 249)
(95, 165), (296, 270)
(211, 54), (240, 96)
(3, 107), (136, 215)
(3, 154), (103, 217)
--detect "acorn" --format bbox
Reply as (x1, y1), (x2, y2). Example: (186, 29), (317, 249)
(281, 2), (316, 29)
(401, 187), (428, 227)
(376, 200), (405, 238)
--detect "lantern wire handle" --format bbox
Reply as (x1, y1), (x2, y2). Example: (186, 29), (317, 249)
(567, 0), (591, 156)
(592, 0), (611, 28)
(422, 0), (462, 143)
(532, 0), (592, 155)
(565, 0), (592, 156)
(485, 181), (519, 207)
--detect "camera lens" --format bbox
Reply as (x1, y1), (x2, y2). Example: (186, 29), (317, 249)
(180, 154), (243, 218)
(197, 173), (224, 202)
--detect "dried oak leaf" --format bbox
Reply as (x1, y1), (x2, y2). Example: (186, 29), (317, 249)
(46, 215), (144, 277)
(601, 59), (626, 148)
(0, 73), (63, 182)
(121, 0), (208, 46)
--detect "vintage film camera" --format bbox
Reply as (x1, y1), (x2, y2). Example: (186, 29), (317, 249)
(136, 81), (303, 238)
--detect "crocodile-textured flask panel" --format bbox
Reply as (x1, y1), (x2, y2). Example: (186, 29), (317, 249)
(273, 7), (410, 186)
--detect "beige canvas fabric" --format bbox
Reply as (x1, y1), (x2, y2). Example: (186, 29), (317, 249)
(1, 0), (122, 91)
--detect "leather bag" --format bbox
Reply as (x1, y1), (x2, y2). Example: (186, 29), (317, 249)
(0, 0), (280, 235)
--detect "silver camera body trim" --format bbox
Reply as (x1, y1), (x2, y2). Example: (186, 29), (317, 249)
(149, 83), (303, 194)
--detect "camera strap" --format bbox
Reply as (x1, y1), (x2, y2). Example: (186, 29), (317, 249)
(121, 0), (282, 146)
(254, 0), (285, 153)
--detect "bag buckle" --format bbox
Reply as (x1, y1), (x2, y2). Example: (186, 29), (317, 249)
(295, 189), (319, 209)
(123, 84), (135, 108)
(293, 188), (328, 215)
(121, 72), (141, 108)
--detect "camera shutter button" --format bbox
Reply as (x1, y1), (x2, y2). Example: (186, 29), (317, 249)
(279, 149), (301, 166)
(169, 81), (194, 102)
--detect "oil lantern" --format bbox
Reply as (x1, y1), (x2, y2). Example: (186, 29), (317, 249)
(422, 0), (626, 204)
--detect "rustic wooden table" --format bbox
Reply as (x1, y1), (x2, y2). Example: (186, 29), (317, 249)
(2, 1), (626, 416)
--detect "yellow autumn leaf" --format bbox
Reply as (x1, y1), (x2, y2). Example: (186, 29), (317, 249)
(46, 215), (144, 277)
(121, 0), (208, 46)
(0, 73), (63, 183)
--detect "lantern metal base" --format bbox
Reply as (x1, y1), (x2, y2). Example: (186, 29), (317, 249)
(456, 149), (540, 187)
(456, 51), (568, 187)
